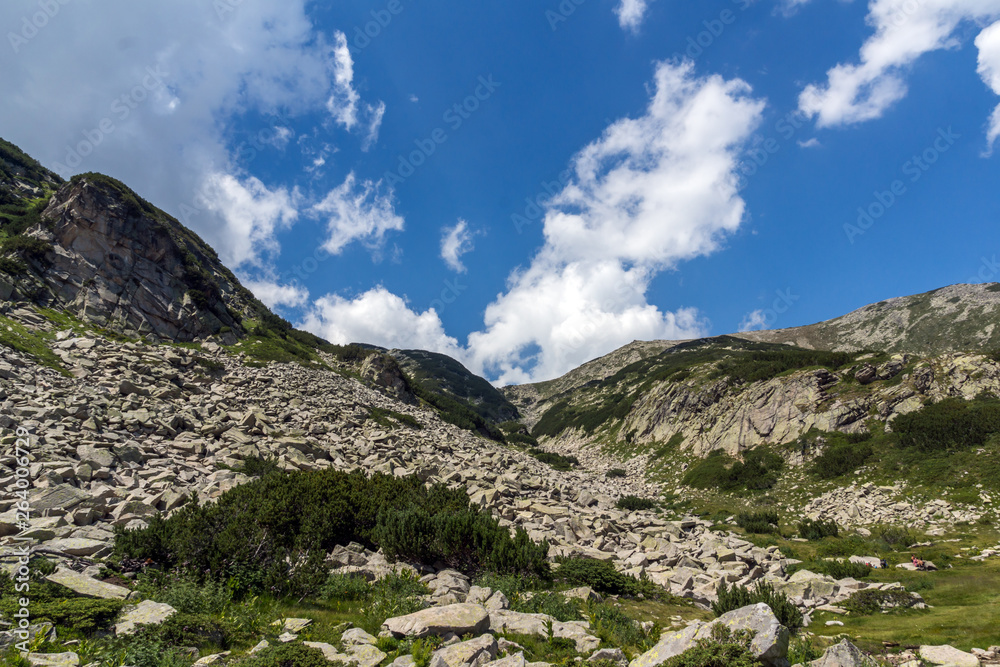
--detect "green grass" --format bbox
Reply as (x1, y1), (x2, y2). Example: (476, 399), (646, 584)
(0, 314), (70, 375)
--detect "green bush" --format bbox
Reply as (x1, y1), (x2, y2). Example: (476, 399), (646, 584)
(786, 560), (871, 580)
(684, 449), (784, 494)
(240, 455), (282, 478)
(115, 470), (549, 598)
(810, 439), (874, 479)
(235, 642), (332, 667)
(712, 580), (802, 632)
(797, 518), (839, 540)
(893, 395), (1000, 452)
(513, 591), (581, 622)
(606, 468), (627, 478)
(321, 572), (372, 601)
(528, 448), (579, 471)
(588, 603), (655, 652)
(8, 598), (125, 635)
(616, 495), (657, 511)
(842, 588), (917, 616)
(661, 625), (760, 667)
(736, 510), (779, 535)
(554, 558), (658, 598)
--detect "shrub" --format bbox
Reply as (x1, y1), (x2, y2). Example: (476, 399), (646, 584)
(513, 591), (581, 622)
(893, 395), (1000, 452)
(683, 449), (784, 494)
(321, 572), (372, 601)
(588, 603), (655, 651)
(360, 571), (430, 634)
(786, 560), (871, 580)
(797, 518), (839, 540)
(11, 598), (124, 635)
(713, 581), (802, 632)
(842, 588), (918, 615)
(1, 235), (51, 260)
(606, 468), (627, 478)
(616, 495), (657, 511)
(736, 510), (779, 535)
(240, 455), (282, 478)
(528, 448), (579, 471)
(236, 642), (332, 667)
(115, 470), (549, 598)
(553, 557), (658, 598)
(810, 440), (873, 479)
(661, 625), (760, 667)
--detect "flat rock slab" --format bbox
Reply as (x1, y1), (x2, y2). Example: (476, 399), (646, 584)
(30, 486), (92, 512)
(26, 654), (79, 667)
(43, 538), (106, 557)
(488, 610), (599, 654)
(383, 603), (490, 638)
(919, 645), (980, 667)
(115, 600), (177, 636)
(46, 567), (130, 600)
(630, 603), (789, 667)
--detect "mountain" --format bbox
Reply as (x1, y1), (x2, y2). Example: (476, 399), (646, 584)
(734, 282), (1000, 355)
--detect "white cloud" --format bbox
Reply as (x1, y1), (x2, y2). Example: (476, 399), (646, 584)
(615, 0), (652, 31)
(197, 173), (298, 267)
(440, 220), (475, 273)
(300, 287), (463, 355)
(362, 101), (386, 152)
(0, 1), (383, 269)
(466, 61), (764, 384)
(243, 278), (310, 309)
(738, 309), (768, 332)
(799, 0), (1000, 132)
(313, 173), (405, 255)
(798, 137), (822, 148)
(977, 20), (1000, 152)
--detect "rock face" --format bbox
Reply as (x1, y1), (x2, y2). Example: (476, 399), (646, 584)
(21, 176), (261, 340)
(114, 600), (177, 636)
(382, 603), (491, 638)
(630, 603), (790, 667)
(809, 639), (874, 667)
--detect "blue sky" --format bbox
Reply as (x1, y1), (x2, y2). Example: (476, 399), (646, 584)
(3, 0), (1000, 384)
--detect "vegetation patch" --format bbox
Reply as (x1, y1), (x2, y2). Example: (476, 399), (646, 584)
(528, 448), (579, 471)
(115, 469), (549, 598)
(713, 580), (803, 632)
(842, 588), (920, 616)
(797, 518), (839, 540)
(736, 510), (780, 535)
(683, 449), (784, 494)
(616, 495), (657, 512)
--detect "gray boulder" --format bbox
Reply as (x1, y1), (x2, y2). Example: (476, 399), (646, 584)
(115, 600), (177, 636)
(383, 603), (490, 638)
(630, 603), (790, 667)
(809, 639), (874, 667)
(430, 635), (498, 667)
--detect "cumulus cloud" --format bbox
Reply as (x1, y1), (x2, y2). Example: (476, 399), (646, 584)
(797, 137), (822, 148)
(615, 0), (652, 31)
(300, 287), (463, 354)
(313, 173), (405, 255)
(977, 20), (1000, 152)
(440, 220), (475, 273)
(0, 1), (383, 269)
(465, 60), (764, 384)
(738, 309), (768, 332)
(242, 278), (311, 309)
(799, 0), (1000, 133)
(197, 173), (298, 267)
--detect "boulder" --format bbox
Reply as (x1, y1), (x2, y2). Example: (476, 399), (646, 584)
(25, 655), (79, 667)
(588, 648), (628, 666)
(45, 568), (130, 600)
(114, 600), (177, 636)
(919, 645), (980, 667)
(484, 654), (526, 667)
(383, 603), (490, 638)
(809, 639), (874, 667)
(630, 603), (790, 667)
(430, 635), (497, 667)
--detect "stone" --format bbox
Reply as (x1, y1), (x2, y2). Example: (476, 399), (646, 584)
(278, 617), (313, 633)
(919, 645), (980, 667)
(45, 568), (130, 600)
(43, 538), (107, 557)
(383, 603), (491, 638)
(588, 648), (628, 666)
(343, 627), (379, 645)
(304, 642), (350, 662)
(809, 639), (874, 667)
(562, 587), (603, 603)
(485, 654), (526, 667)
(630, 603), (790, 667)
(430, 634), (497, 667)
(115, 600), (177, 636)
(25, 654), (79, 667)
(349, 644), (389, 667)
